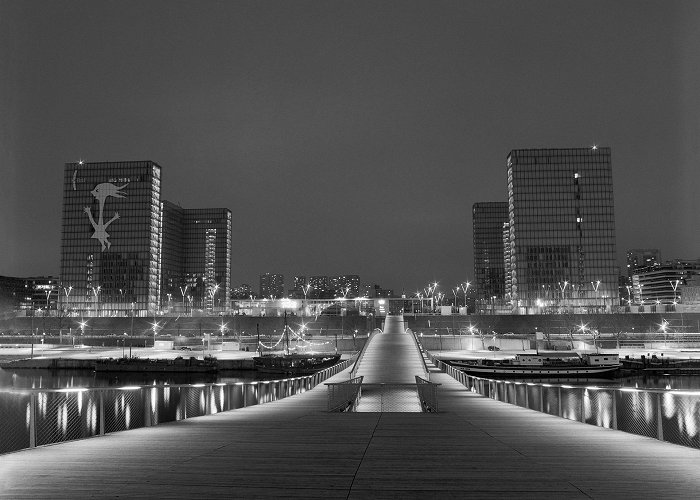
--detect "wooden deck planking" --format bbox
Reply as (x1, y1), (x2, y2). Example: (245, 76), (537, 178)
(2, 317), (700, 498)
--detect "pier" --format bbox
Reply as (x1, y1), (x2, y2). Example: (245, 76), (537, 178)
(2, 315), (700, 498)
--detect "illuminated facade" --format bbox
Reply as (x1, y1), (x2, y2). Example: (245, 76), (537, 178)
(161, 202), (232, 313)
(506, 148), (618, 311)
(626, 248), (660, 280)
(472, 202), (508, 301)
(60, 161), (162, 316)
(260, 273), (284, 299)
(329, 275), (360, 298)
(631, 260), (700, 305)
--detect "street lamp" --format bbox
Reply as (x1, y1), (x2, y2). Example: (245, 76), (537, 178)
(670, 280), (680, 308)
(62, 285), (73, 316)
(151, 320), (159, 348)
(460, 281), (471, 313)
(302, 284), (311, 314)
(91, 286), (101, 317)
(208, 284), (220, 314)
(180, 285), (189, 314)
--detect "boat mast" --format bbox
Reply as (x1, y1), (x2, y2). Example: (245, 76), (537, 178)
(284, 311), (290, 355)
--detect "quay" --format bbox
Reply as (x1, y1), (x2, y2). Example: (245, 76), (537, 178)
(2, 316), (700, 498)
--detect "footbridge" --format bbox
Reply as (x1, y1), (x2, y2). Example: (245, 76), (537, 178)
(2, 316), (700, 498)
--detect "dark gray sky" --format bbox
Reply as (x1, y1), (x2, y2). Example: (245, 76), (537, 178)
(1, 0), (699, 294)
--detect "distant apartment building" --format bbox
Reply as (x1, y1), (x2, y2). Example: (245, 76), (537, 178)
(232, 283), (254, 299)
(631, 260), (700, 305)
(287, 276), (307, 298)
(505, 147), (618, 311)
(308, 276), (329, 299)
(329, 275), (360, 298)
(473, 202), (508, 302)
(626, 249), (660, 280)
(260, 273), (284, 299)
(0, 276), (59, 314)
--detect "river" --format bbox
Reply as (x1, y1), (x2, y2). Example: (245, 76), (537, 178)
(0, 367), (279, 389)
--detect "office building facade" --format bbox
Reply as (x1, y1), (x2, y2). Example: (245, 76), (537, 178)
(506, 148), (618, 311)
(161, 202), (232, 313)
(473, 202), (509, 301)
(60, 161), (162, 316)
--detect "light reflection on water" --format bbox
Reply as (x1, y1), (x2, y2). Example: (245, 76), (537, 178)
(0, 368), (278, 389)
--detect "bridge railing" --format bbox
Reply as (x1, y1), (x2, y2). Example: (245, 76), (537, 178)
(407, 329), (431, 380)
(415, 376), (440, 412)
(326, 376), (363, 412)
(350, 328), (382, 379)
(0, 354), (357, 456)
(428, 352), (700, 450)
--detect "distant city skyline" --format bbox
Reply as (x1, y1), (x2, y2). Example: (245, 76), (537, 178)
(2, 1), (699, 293)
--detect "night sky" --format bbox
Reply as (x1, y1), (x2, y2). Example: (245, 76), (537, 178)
(1, 1), (699, 294)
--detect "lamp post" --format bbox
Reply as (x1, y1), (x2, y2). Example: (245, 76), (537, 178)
(302, 284), (311, 315)
(151, 320), (159, 348)
(670, 280), (680, 310)
(91, 286), (101, 317)
(180, 285), (189, 314)
(208, 284), (220, 315)
(62, 285), (73, 317)
(591, 280), (601, 311)
(460, 281), (471, 314)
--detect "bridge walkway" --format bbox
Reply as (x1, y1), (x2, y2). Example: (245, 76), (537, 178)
(2, 318), (700, 497)
(352, 315), (427, 412)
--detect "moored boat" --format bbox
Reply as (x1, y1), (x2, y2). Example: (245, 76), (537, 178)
(253, 312), (342, 375)
(448, 353), (620, 378)
(252, 353), (342, 376)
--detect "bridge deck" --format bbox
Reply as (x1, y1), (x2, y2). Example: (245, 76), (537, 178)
(2, 318), (700, 497)
(354, 315), (426, 384)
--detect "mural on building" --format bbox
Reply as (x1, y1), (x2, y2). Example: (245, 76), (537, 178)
(84, 182), (128, 251)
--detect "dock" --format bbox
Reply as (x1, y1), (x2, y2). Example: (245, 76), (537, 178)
(1, 315), (700, 498)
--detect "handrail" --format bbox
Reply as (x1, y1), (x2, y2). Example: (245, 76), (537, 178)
(325, 376), (363, 412)
(415, 376), (440, 412)
(350, 328), (382, 379)
(428, 351), (700, 450)
(407, 328), (430, 380)
(0, 354), (357, 455)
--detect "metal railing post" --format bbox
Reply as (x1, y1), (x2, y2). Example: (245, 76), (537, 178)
(205, 385), (212, 415)
(524, 385), (529, 408)
(612, 390), (618, 430)
(656, 393), (664, 441)
(145, 388), (152, 427)
(557, 387), (562, 417)
(99, 392), (105, 435)
(29, 393), (37, 448)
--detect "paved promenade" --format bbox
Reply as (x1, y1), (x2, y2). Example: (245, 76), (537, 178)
(2, 316), (700, 498)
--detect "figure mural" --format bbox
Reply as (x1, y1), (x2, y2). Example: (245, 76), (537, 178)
(84, 182), (128, 251)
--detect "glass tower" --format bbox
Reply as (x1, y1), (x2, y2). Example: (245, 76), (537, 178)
(506, 147), (618, 311)
(472, 202), (509, 301)
(161, 201), (232, 313)
(60, 161), (162, 317)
